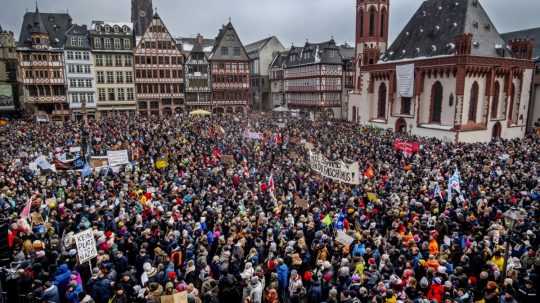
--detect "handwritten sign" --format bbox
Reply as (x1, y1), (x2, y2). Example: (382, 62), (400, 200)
(309, 152), (360, 185)
(74, 229), (97, 264)
(107, 150), (129, 167)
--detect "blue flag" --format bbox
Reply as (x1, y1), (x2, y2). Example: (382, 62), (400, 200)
(82, 162), (92, 177)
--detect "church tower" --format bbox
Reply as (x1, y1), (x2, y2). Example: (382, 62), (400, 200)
(355, 0), (389, 67)
(131, 0), (153, 36)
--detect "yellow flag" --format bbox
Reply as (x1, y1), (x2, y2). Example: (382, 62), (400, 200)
(367, 192), (377, 202)
(155, 159), (169, 169)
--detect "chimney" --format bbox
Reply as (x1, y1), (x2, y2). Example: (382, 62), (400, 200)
(454, 33), (473, 55)
(509, 39), (534, 60)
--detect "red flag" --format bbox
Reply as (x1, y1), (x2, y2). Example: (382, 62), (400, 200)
(212, 147), (222, 159)
(20, 197), (33, 219)
(268, 174), (275, 193)
(364, 166), (375, 179)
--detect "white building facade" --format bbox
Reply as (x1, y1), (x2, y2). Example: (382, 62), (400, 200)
(64, 24), (96, 120)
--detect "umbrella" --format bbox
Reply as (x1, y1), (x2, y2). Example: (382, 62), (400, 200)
(189, 109), (212, 116)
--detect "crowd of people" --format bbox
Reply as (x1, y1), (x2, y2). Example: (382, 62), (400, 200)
(0, 113), (538, 303)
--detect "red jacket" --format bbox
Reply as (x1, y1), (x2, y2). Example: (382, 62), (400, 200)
(427, 283), (444, 303)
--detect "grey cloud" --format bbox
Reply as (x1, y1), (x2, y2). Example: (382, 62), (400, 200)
(1, 0), (538, 46)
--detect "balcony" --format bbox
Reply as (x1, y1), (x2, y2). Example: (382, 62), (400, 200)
(23, 95), (66, 103)
(22, 78), (64, 85)
(185, 87), (210, 92)
(212, 83), (249, 89)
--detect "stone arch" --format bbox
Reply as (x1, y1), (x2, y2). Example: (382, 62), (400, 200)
(492, 122), (502, 139)
(369, 7), (377, 37)
(395, 117), (407, 134)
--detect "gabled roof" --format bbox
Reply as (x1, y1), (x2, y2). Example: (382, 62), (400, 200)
(501, 27), (540, 60)
(245, 36), (274, 54)
(64, 24), (90, 49)
(135, 13), (181, 53)
(209, 22), (249, 61)
(383, 0), (508, 62)
(18, 10), (72, 48)
(285, 39), (343, 67)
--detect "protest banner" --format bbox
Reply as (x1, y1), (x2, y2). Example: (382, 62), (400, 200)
(393, 139), (420, 156)
(74, 229), (97, 264)
(308, 152), (360, 185)
(304, 142), (314, 151)
(89, 156), (109, 169)
(336, 230), (354, 246)
(107, 150), (130, 166)
(244, 130), (262, 140)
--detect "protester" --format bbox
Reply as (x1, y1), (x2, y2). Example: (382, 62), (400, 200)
(0, 113), (538, 303)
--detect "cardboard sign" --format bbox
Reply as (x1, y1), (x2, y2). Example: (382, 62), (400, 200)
(31, 212), (44, 225)
(89, 156), (109, 169)
(295, 197), (309, 209)
(107, 150), (129, 167)
(222, 155), (236, 165)
(336, 230), (354, 246)
(304, 142), (314, 151)
(74, 229), (97, 264)
(161, 292), (188, 303)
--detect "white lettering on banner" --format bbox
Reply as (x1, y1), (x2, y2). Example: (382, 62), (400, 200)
(308, 152), (360, 185)
(107, 150), (129, 166)
(74, 229), (97, 264)
(396, 63), (415, 98)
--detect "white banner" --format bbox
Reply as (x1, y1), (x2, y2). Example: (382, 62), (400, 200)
(396, 63), (415, 98)
(244, 130), (262, 140)
(107, 150), (129, 167)
(74, 229), (97, 264)
(308, 152), (360, 185)
(336, 230), (354, 246)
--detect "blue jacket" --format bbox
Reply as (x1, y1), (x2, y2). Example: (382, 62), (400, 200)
(54, 264), (72, 288)
(277, 264), (289, 290)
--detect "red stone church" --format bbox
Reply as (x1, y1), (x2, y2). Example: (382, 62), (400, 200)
(348, 0), (535, 143)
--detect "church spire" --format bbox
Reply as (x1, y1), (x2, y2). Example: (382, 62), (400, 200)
(31, 0), (47, 34)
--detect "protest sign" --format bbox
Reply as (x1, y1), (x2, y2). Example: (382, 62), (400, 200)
(89, 156), (109, 169)
(161, 292), (188, 303)
(222, 155), (236, 165)
(74, 229), (97, 264)
(308, 152), (360, 185)
(295, 196), (309, 209)
(336, 230), (354, 246)
(393, 139), (420, 156)
(107, 150), (129, 166)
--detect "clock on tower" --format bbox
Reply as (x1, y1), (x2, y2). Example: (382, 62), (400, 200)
(131, 0), (153, 36)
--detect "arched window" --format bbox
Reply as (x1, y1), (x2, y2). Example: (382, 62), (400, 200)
(358, 9), (364, 39)
(430, 81), (443, 123)
(468, 81), (479, 122)
(508, 83), (516, 122)
(491, 81), (500, 119)
(377, 83), (387, 118)
(369, 7), (376, 37)
(352, 106), (357, 122)
(380, 8), (387, 38)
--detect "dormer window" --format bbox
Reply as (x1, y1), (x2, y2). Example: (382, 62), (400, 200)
(114, 25), (120, 33)
(104, 25), (111, 33)
(122, 26), (129, 33)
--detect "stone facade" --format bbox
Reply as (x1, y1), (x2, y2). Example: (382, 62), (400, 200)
(245, 36), (285, 111)
(269, 51), (288, 109)
(64, 24), (97, 120)
(131, 0), (153, 37)
(16, 7), (70, 121)
(90, 21), (136, 118)
(0, 26), (18, 113)
(134, 13), (184, 116)
(209, 22), (250, 114)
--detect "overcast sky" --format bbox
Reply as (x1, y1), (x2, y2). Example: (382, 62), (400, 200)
(2, 0), (539, 47)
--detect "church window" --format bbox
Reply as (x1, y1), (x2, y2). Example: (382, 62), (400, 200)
(377, 83), (387, 118)
(430, 81), (443, 123)
(369, 7), (376, 36)
(380, 8), (387, 37)
(491, 81), (500, 119)
(468, 81), (479, 122)
(401, 97), (411, 115)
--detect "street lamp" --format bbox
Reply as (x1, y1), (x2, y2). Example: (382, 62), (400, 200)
(502, 207), (526, 278)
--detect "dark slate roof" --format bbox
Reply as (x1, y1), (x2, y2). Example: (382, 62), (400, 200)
(245, 36), (273, 54)
(64, 24), (90, 49)
(209, 22), (249, 61)
(285, 39), (343, 67)
(270, 51), (289, 68)
(18, 11), (72, 48)
(176, 37), (215, 54)
(501, 27), (540, 60)
(384, 0), (508, 62)
(339, 44), (355, 60)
